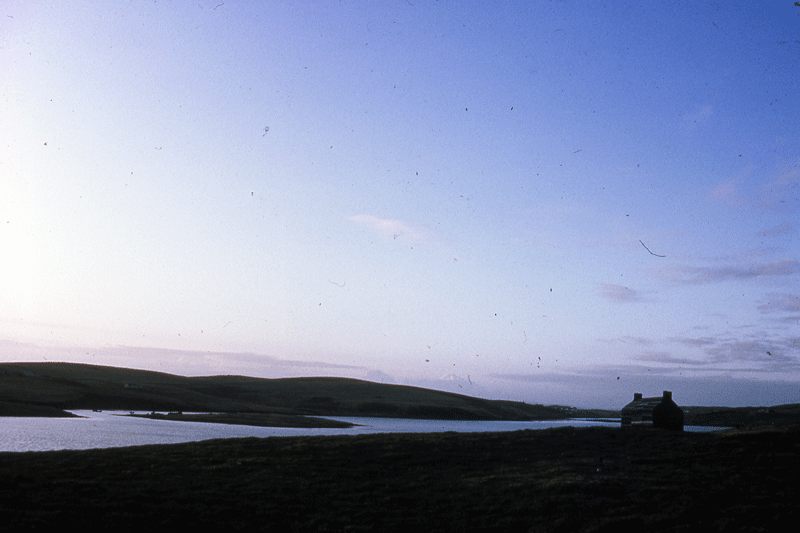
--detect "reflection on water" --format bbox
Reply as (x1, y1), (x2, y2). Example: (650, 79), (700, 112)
(0, 411), (721, 452)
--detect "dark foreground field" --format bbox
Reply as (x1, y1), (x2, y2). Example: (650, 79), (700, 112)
(2, 425), (798, 532)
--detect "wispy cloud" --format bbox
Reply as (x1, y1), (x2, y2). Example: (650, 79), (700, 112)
(709, 155), (799, 212)
(636, 351), (711, 366)
(631, 333), (800, 374)
(349, 215), (433, 243)
(661, 259), (799, 285)
(758, 294), (800, 314)
(600, 283), (645, 303)
(619, 336), (653, 345)
(668, 336), (717, 348)
(758, 223), (797, 238)
(0, 340), (366, 378)
(702, 339), (799, 371)
(767, 154), (800, 209)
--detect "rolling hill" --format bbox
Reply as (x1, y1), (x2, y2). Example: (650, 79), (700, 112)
(0, 362), (611, 421)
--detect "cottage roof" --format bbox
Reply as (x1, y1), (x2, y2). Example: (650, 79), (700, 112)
(621, 390), (684, 431)
(622, 395), (662, 411)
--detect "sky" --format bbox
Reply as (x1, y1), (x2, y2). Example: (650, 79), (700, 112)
(1, 1), (799, 409)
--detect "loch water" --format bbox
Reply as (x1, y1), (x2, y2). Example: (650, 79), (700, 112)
(0, 411), (720, 452)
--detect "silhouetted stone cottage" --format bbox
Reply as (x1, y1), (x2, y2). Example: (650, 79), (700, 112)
(621, 391), (684, 431)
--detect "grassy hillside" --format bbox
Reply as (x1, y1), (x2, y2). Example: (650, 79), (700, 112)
(2, 425), (799, 531)
(0, 362), (586, 421)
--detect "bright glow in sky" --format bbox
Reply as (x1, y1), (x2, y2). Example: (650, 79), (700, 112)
(2, 1), (799, 408)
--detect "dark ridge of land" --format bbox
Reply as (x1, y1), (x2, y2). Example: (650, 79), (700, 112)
(683, 404), (800, 427)
(0, 401), (80, 418)
(0, 362), (611, 422)
(125, 411), (354, 428)
(1, 424), (799, 532)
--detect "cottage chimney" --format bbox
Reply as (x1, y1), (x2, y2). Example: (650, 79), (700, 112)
(653, 390), (684, 431)
(633, 393), (642, 401)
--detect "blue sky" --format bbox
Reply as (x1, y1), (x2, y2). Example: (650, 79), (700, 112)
(1, 1), (799, 408)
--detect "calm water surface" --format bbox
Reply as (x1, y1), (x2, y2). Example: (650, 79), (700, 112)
(0, 411), (719, 452)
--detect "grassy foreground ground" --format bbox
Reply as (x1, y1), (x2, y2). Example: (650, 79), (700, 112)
(1, 424), (798, 532)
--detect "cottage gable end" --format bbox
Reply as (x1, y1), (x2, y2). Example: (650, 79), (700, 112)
(621, 390), (684, 431)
